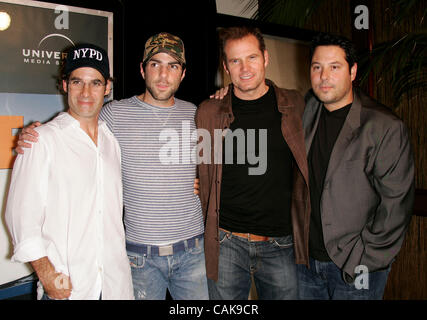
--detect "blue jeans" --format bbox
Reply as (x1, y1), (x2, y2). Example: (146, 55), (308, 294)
(127, 236), (209, 300)
(208, 229), (298, 300)
(41, 293), (68, 300)
(297, 257), (391, 300)
(41, 293), (101, 300)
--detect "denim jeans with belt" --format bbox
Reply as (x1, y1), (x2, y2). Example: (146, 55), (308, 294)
(127, 234), (208, 300)
(207, 229), (298, 300)
(297, 257), (392, 300)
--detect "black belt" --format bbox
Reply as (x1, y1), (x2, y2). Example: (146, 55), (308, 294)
(126, 234), (203, 256)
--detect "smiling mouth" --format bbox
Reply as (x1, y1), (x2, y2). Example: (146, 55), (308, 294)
(240, 74), (253, 80)
(78, 100), (93, 105)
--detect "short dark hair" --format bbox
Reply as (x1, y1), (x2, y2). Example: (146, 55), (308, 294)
(310, 33), (357, 70)
(219, 26), (266, 62)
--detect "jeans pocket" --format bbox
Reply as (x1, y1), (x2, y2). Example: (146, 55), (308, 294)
(219, 229), (231, 244)
(189, 241), (204, 255)
(271, 235), (293, 249)
(127, 253), (146, 269)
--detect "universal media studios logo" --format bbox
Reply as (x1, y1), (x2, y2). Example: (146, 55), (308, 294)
(22, 34), (74, 66)
(21, 5), (72, 66)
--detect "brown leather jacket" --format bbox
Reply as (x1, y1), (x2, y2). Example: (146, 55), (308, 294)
(196, 79), (310, 281)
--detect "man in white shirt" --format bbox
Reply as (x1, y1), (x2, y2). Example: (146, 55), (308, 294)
(5, 44), (134, 300)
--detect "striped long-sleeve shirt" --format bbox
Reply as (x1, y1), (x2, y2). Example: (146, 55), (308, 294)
(100, 96), (204, 245)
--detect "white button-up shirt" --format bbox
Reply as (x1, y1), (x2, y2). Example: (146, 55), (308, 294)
(6, 112), (134, 300)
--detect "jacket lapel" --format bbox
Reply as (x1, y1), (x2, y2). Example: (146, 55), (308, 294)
(303, 94), (322, 153)
(274, 85), (309, 185)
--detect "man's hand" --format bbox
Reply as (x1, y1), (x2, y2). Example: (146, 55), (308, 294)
(209, 86), (229, 100)
(31, 257), (72, 300)
(15, 121), (41, 154)
(194, 178), (200, 195)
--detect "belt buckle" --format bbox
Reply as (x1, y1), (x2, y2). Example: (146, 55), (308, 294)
(158, 245), (173, 256)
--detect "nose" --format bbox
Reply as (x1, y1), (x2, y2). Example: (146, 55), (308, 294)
(320, 68), (329, 80)
(159, 65), (168, 79)
(81, 82), (91, 97)
(240, 60), (249, 72)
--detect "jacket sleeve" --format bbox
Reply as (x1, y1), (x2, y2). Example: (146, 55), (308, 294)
(290, 89), (305, 117)
(5, 132), (50, 263)
(360, 119), (414, 271)
(195, 104), (209, 219)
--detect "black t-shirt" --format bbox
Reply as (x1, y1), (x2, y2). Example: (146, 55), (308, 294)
(219, 86), (294, 237)
(308, 103), (352, 261)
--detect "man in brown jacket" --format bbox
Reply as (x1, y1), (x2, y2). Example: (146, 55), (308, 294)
(196, 26), (310, 299)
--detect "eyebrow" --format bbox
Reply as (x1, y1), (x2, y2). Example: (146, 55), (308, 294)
(228, 53), (260, 60)
(69, 76), (104, 83)
(149, 58), (180, 66)
(311, 61), (343, 65)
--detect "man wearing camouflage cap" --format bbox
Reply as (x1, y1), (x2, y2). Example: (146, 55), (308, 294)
(16, 33), (208, 300)
(120, 32), (208, 300)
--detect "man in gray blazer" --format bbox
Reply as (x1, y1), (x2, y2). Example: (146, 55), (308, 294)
(297, 33), (415, 300)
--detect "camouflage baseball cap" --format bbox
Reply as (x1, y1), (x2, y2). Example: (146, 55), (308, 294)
(142, 32), (186, 65)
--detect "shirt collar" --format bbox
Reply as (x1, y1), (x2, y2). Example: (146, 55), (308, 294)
(56, 111), (106, 131)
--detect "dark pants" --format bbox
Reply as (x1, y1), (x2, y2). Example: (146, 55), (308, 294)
(297, 257), (391, 300)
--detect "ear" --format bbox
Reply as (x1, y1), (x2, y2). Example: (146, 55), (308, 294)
(180, 68), (186, 81)
(62, 80), (68, 93)
(350, 62), (357, 81)
(104, 79), (112, 96)
(222, 60), (230, 75)
(140, 62), (145, 80)
(263, 50), (269, 68)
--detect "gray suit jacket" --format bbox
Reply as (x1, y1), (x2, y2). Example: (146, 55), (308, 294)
(303, 88), (414, 279)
